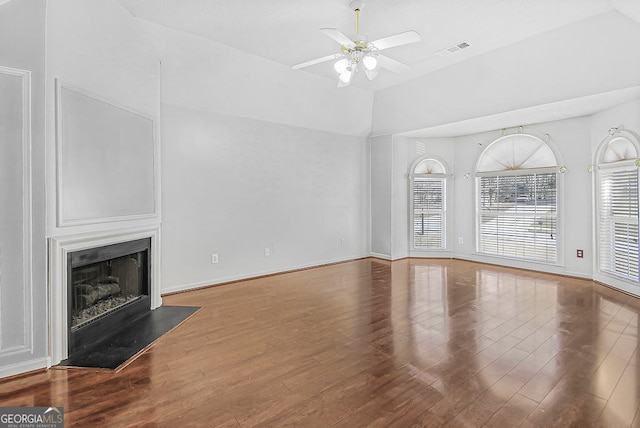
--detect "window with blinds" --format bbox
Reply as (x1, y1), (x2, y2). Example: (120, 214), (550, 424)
(413, 177), (446, 249)
(477, 173), (558, 262)
(598, 167), (639, 280)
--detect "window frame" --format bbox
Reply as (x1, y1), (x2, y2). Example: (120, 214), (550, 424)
(596, 162), (639, 281)
(595, 130), (640, 284)
(474, 132), (563, 265)
(409, 156), (449, 252)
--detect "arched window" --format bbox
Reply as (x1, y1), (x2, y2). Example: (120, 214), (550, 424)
(596, 129), (640, 281)
(410, 156), (448, 250)
(475, 132), (561, 262)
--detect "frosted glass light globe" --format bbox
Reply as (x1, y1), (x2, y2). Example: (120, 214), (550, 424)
(339, 68), (354, 83)
(334, 58), (349, 74)
(363, 55), (377, 71)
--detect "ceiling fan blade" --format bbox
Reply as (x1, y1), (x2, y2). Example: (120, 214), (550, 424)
(321, 28), (355, 47)
(376, 54), (410, 73)
(292, 53), (343, 70)
(370, 30), (421, 51)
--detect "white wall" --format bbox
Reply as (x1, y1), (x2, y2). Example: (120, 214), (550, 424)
(145, 22), (371, 292)
(46, 0), (161, 237)
(370, 135), (392, 258)
(368, 10), (640, 283)
(391, 137), (409, 259)
(161, 104), (369, 292)
(0, 0), (163, 376)
(452, 117), (593, 278)
(590, 99), (640, 147)
(371, 136), (460, 260)
(141, 21), (373, 138)
(42, 2), (161, 365)
(378, 116), (596, 277)
(0, 0), (47, 378)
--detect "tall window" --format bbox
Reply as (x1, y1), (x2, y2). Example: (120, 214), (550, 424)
(476, 133), (560, 262)
(411, 157), (448, 250)
(596, 131), (640, 281)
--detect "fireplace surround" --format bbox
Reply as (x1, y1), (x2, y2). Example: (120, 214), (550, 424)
(49, 226), (162, 365)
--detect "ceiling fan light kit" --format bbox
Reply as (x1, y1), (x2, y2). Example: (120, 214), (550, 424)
(292, 0), (421, 87)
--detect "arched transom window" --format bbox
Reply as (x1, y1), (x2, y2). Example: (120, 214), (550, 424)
(476, 133), (560, 262)
(411, 157), (448, 250)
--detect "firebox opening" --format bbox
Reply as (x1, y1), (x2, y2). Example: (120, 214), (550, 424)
(67, 238), (151, 354)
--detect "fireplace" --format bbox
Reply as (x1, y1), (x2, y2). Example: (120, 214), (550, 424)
(67, 238), (151, 355)
(49, 226), (162, 365)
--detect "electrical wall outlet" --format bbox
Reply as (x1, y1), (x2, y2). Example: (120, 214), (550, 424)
(458, 237), (464, 244)
(577, 249), (584, 258)
(341, 238), (346, 247)
(211, 253), (218, 264)
(264, 247), (270, 256)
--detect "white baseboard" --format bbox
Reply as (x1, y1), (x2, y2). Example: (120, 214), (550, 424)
(0, 357), (48, 380)
(409, 251), (454, 259)
(369, 252), (391, 260)
(453, 253), (593, 279)
(161, 255), (366, 295)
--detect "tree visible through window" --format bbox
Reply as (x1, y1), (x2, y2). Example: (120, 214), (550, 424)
(476, 133), (560, 263)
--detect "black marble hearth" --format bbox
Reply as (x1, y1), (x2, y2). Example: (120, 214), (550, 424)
(58, 305), (200, 370)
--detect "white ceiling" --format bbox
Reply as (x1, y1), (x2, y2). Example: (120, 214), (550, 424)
(115, 0), (640, 136)
(116, 0), (639, 91)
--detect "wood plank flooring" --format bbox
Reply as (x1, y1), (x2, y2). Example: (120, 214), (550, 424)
(3, 258), (640, 426)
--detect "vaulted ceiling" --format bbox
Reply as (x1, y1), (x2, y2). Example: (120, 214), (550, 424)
(117, 0), (640, 91)
(114, 0), (640, 136)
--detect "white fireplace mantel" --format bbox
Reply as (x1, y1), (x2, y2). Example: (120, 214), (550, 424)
(48, 225), (162, 365)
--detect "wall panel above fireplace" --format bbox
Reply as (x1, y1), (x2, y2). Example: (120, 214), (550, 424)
(56, 81), (157, 226)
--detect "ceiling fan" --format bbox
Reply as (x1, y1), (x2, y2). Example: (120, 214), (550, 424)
(292, 0), (421, 87)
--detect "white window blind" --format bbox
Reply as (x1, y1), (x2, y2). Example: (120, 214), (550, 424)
(598, 167), (640, 280)
(477, 173), (557, 262)
(413, 177), (446, 249)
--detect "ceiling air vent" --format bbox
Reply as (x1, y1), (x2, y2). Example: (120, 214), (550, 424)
(437, 41), (471, 57)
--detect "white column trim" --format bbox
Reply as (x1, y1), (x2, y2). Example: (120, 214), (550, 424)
(0, 66), (34, 359)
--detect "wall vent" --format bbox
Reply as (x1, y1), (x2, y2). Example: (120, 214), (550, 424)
(437, 41), (471, 57)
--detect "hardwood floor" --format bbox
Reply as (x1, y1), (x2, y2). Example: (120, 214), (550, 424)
(3, 258), (640, 427)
